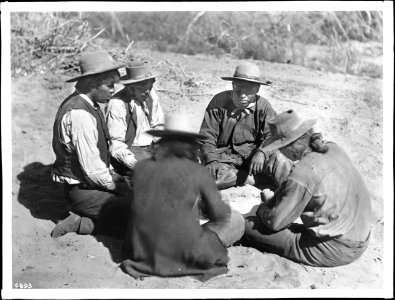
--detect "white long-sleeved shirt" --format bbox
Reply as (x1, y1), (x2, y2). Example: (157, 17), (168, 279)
(106, 88), (165, 169)
(52, 93), (116, 191)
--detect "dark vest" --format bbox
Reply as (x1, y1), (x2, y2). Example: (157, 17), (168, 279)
(52, 92), (110, 182)
(112, 88), (153, 147)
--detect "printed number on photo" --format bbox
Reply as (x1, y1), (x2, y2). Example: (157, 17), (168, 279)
(14, 283), (32, 289)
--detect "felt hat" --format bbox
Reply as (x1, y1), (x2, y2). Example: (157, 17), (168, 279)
(120, 60), (157, 85)
(262, 110), (317, 152)
(66, 51), (125, 83)
(221, 61), (271, 85)
(148, 113), (207, 140)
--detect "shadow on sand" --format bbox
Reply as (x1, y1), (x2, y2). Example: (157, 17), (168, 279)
(16, 162), (70, 223)
(16, 162), (126, 263)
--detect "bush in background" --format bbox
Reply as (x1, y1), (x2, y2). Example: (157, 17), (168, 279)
(10, 11), (383, 78)
(10, 12), (105, 76)
(85, 11), (383, 77)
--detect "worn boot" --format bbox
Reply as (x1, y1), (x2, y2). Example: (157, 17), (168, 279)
(215, 169), (257, 190)
(78, 217), (95, 235)
(50, 212), (82, 238)
(215, 169), (238, 190)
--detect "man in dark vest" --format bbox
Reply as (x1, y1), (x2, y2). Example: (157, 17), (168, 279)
(51, 51), (131, 238)
(106, 60), (165, 175)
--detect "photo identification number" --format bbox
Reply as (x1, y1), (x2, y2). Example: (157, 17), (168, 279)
(14, 282), (32, 289)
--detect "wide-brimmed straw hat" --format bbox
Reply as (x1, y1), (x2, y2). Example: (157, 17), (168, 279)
(262, 110), (317, 152)
(120, 60), (157, 85)
(148, 114), (207, 140)
(66, 51), (125, 83)
(221, 62), (271, 85)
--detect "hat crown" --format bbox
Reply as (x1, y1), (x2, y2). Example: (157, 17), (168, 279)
(124, 61), (153, 81)
(164, 114), (197, 134)
(79, 51), (119, 75)
(268, 110), (307, 139)
(233, 62), (261, 81)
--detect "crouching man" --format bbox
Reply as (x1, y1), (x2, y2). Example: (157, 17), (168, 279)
(199, 62), (291, 190)
(243, 110), (371, 267)
(106, 60), (165, 175)
(51, 51), (132, 238)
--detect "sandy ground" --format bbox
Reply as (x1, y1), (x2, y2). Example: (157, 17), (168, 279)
(7, 49), (389, 295)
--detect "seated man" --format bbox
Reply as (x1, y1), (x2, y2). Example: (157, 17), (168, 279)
(51, 51), (131, 238)
(199, 61), (281, 190)
(243, 110), (371, 267)
(121, 114), (245, 282)
(106, 60), (164, 175)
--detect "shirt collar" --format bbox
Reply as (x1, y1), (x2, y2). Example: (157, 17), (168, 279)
(76, 90), (95, 107)
(230, 93), (257, 116)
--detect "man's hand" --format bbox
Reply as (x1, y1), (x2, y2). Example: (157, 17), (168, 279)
(249, 150), (265, 175)
(260, 188), (274, 203)
(206, 161), (230, 179)
(111, 173), (132, 195)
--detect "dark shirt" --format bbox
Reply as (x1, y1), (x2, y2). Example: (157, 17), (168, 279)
(121, 155), (231, 281)
(259, 142), (371, 242)
(199, 90), (276, 164)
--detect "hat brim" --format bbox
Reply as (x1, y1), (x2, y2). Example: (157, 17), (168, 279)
(221, 76), (271, 86)
(66, 63), (125, 83)
(120, 74), (157, 85)
(262, 119), (317, 152)
(147, 129), (208, 140)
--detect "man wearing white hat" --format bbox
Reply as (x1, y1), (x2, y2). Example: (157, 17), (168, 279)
(106, 60), (165, 175)
(51, 51), (132, 238)
(200, 61), (287, 190)
(243, 110), (371, 267)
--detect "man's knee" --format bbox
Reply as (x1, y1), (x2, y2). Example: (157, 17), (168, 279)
(203, 210), (245, 247)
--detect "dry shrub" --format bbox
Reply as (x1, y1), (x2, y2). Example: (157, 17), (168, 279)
(91, 11), (382, 78)
(11, 12), (105, 76)
(10, 11), (383, 78)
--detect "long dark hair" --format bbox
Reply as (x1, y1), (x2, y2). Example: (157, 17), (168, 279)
(308, 132), (328, 154)
(153, 136), (203, 163)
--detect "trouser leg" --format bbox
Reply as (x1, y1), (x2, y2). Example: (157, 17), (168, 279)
(66, 185), (131, 237)
(242, 206), (295, 257)
(242, 205), (365, 267)
(215, 166), (255, 190)
(203, 210), (245, 247)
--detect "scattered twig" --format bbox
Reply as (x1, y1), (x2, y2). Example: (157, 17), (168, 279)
(178, 63), (188, 79)
(184, 93), (213, 97)
(274, 97), (308, 106)
(80, 28), (105, 51)
(125, 40), (134, 54)
(156, 89), (213, 98)
(153, 61), (163, 68)
(156, 88), (182, 95)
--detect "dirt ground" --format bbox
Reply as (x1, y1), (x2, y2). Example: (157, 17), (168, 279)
(8, 48), (387, 294)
